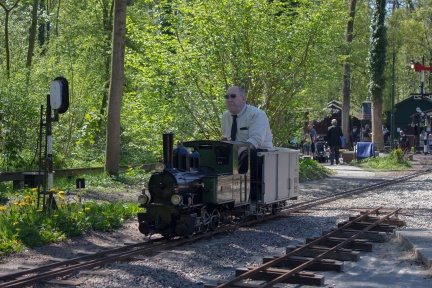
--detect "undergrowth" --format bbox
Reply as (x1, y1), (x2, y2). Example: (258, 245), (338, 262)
(299, 158), (335, 182)
(0, 167), (146, 256)
(349, 148), (412, 170)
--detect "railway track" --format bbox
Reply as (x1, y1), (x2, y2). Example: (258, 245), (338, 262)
(207, 208), (404, 287)
(0, 168), (430, 287)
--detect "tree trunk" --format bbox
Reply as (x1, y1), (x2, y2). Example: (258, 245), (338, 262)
(98, 0), (114, 130)
(105, 0), (127, 175)
(0, 0), (21, 78)
(369, 0), (387, 149)
(26, 0), (39, 68)
(342, 0), (357, 150)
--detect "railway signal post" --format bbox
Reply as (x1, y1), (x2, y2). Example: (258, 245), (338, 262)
(37, 77), (69, 211)
(410, 58), (432, 149)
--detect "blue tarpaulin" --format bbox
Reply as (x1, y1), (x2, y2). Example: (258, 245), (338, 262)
(356, 142), (375, 159)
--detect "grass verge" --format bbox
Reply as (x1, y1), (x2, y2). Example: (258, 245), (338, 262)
(349, 148), (412, 171)
(0, 166), (146, 256)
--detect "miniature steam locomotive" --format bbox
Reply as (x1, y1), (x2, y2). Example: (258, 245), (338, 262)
(137, 133), (299, 237)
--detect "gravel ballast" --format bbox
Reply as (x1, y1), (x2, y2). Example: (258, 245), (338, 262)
(1, 159), (432, 288)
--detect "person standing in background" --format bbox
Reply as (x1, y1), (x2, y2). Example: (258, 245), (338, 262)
(420, 128), (428, 154)
(362, 124), (372, 141)
(350, 126), (358, 147)
(302, 132), (311, 156)
(327, 119), (343, 165)
(308, 124), (317, 157)
(398, 130), (409, 151)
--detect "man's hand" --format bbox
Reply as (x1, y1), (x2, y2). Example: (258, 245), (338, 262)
(220, 135), (229, 141)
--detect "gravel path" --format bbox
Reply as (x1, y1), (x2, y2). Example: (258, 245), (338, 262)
(1, 156), (432, 287)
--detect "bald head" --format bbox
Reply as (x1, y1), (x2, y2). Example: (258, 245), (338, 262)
(225, 86), (246, 115)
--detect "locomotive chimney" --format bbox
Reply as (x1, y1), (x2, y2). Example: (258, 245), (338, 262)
(163, 132), (174, 168)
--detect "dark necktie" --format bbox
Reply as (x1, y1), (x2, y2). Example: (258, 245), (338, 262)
(231, 115), (237, 141)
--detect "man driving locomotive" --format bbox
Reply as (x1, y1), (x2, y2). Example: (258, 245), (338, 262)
(220, 86), (273, 182)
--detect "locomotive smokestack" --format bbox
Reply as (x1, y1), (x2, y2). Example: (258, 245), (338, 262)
(163, 132), (174, 168)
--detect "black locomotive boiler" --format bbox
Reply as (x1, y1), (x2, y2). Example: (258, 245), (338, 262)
(137, 132), (299, 237)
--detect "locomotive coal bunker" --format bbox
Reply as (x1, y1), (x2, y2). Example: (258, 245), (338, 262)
(137, 132), (299, 238)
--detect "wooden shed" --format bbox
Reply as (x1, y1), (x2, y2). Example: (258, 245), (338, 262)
(312, 100), (362, 138)
(386, 95), (432, 147)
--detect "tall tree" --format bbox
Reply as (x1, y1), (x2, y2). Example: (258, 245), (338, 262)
(26, 0), (38, 68)
(105, 0), (127, 175)
(369, 0), (387, 147)
(342, 0), (357, 149)
(0, 0), (20, 78)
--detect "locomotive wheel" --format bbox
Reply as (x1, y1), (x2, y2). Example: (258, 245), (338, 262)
(209, 209), (220, 231)
(199, 210), (210, 234)
(200, 223), (209, 234)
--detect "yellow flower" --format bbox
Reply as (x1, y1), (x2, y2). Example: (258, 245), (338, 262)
(25, 196), (31, 201)
(78, 211), (83, 214)
(36, 209), (43, 212)
(58, 195), (65, 201)
(53, 214), (58, 217)
(19, 202), (26, 207)
(58, 191), (65, 195)
(13, 221), (19, 226)
(15, 228), (21, 231)
(84, 207), (90, 211)
(0, 206), (6, 211)
(31, 188), (38, 192)
(50, 188), (57, 192)
(13, 202), (19, 205)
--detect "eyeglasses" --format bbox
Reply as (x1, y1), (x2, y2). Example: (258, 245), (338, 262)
(225, 94), (237, 99)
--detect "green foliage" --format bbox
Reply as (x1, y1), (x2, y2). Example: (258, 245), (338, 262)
(0, 187), (139, 256)
(299, 158), (335, 182)
(350, 148), (411, 170)
(1, 1), (432, 171)
(126, 0), (348, 147)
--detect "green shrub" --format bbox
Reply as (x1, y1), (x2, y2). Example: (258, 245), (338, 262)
(0, 187), (139, 256)
(299, 158), (335, 182)
(350, 148), (411, 170)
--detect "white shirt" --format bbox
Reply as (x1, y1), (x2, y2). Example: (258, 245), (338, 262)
(221, 104), (273, 149)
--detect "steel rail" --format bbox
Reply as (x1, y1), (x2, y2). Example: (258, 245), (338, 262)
(215, 207), (385, 288)
(262, 208), (401, 288)
(1, 168), (429, 287)
(0, 234), (207, 288)
(0, 222), (242, 287)
(283, 168), (432, 213)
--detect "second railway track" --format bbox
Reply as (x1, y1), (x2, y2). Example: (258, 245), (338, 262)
(1, 167), (431, 287)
